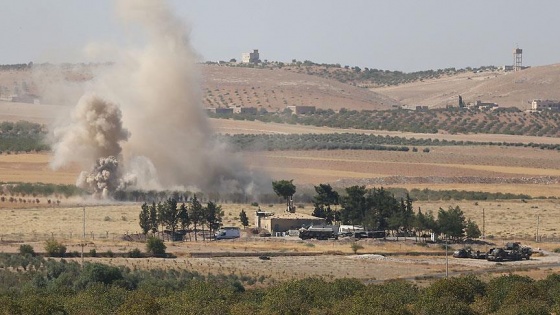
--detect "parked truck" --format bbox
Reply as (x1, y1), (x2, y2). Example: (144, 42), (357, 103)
(215, 227), (241, 240)
(299, 225), (338, 240)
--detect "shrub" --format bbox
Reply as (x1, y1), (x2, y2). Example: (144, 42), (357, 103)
(128, 248), (143, 258)
(146, 237), (166, 257)
(89, 249), (97, 257)
(44, 239), (66, 257)
(19, 244), (35, 256)
(106, 250), (114, 258)
(351, 242), (364, 254)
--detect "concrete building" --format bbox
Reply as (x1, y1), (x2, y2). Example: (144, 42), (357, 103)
(286, 105), (316, 115)
(468, 100), (498, 110)
(241, 49), (260, 64)
(233, 106), (258, 114)
(531, 99), (560, 111)
(207, 107), (234, 115)
(256, 211), (325, 235)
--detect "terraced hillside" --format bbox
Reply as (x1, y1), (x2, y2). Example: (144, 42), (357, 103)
(200, 65), (400, 112)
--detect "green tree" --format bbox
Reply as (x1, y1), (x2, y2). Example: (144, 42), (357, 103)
(205, 201), (223, 237)
(465, 219), (482, 239)
(189, 194), (204, 241)
(75, 263), (124, 289)
(149, 201), (158, 233)
(19, 244), (35, 256)
(139, 202), (151, 235)
(312, 183), (339, 224)
(239, 209), (249, 228)
(178, 202), (190, 232)
(44, 239), (66, 257)
(437, 206), (466, 239)
(159, 198), (182, 241)
(146, 237), (166, 257)
(339, 185), (367, 226)
(272, 179), (297, 212)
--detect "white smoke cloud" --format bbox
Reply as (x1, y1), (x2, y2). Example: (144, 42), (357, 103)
(49, 0), (268, 198)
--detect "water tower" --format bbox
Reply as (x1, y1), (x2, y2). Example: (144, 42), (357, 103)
(513, 48), (523, 71)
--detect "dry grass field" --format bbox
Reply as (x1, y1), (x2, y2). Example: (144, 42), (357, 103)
(2, 200), (560, 282)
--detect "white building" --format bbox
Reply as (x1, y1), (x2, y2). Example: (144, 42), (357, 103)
(241, 49), (260, 63)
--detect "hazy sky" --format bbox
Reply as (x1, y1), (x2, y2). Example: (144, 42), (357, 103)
(1, 0), (559, 72)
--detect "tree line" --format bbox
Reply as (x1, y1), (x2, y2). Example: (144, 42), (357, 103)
(0, 249), (558, 314)
(211, 107), (560, 138)
(4, 118), (560, 154)
(138, 195), (223, 241)
(218, 132), (560, 152)
(258, 181), (482, 240)
(311, 184), (481, 240)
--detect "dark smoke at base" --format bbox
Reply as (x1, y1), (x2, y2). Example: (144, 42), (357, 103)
(77, 156), (131, 199)
(49, 0), (271, 199)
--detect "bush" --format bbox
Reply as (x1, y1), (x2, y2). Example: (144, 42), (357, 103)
(351, 242), (364, 254)
(19, 244), (35, 256)
(128, 248), (143, 258)
(146, 237), (166, 257)
(89, 249), (97, 257)
(44, 239), (66, 257)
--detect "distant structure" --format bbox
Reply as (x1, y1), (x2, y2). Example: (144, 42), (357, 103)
(232, 106), (258, 114)
(531, 99), (560, 112)
(241, 49), (260, 64)
(513, 48), (523, 71)
(468, 100), (498, 110)
(286, 105), (316, 115)
(206, 107), (233, 115)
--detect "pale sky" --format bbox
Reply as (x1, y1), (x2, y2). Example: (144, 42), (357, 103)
(1, 0), (559, 72)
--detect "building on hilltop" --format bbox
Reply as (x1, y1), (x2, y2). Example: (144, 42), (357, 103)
(286, 105), (316, 115)
(207, 107), (233, 115)
(241, 49), (260, 64)
(232, 106), (258, 114)
(468, 100), (499, 111)
(531, 99), (560, 112)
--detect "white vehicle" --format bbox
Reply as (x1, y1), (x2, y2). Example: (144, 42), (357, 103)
(338, 225), (365, 236)
(215, 227), (241, 240)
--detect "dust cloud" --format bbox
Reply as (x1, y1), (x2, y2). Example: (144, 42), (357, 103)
(50, 0), (268, 198)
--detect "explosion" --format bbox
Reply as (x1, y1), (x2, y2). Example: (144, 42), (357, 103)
(50, 0), (267, 198)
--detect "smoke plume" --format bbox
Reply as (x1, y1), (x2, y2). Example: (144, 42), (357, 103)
(50, 0), (267, 197)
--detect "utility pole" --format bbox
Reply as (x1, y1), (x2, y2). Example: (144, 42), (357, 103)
(445, 237), (449, 278)
(482, 208), (485, 239)
(82, 207), (85, 267)
(536, 215), (540, 243)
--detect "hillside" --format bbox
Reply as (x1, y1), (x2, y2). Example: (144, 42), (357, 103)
(200, 65), (400, 111)
(373, 64), (560, 109)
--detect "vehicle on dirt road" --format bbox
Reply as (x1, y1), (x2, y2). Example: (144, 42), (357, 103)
(486, 242), (532, 262)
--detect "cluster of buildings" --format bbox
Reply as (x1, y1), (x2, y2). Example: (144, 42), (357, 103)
(530, 99), (560, 112)
(207, 105), (316, 115)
